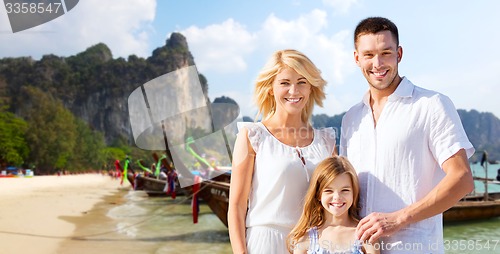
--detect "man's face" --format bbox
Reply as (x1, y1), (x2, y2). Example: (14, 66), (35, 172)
(354, 30), (402, 93)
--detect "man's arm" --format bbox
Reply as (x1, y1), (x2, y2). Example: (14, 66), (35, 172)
(355, 149), (474, 243)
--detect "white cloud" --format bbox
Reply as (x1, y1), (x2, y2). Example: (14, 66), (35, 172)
(185, 9), (356, 117)
(314, 91), (342, 116)
(310, 30), (356, 85)
(259, 9), (328, 48)
(180, 19), (256, 73)
(412, 62), (500, 118)
(0, 0), (156, 59)
(258, 9), (355, 85)
(183, 9), (354, 82)
(322, 0), (359, 14)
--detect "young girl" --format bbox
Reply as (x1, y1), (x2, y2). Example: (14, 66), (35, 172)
(288, 156), (379, 254)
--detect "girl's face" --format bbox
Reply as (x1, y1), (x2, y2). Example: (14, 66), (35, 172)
(320, 173), (354, 219)
(271, 66), (311, 116)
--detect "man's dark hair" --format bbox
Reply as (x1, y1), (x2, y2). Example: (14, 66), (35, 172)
(354, 17), (399, 48)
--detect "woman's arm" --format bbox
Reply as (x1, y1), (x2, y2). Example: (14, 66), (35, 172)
(228, 128), (256, 254)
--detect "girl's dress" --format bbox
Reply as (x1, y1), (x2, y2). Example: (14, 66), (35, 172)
(238, 122), (336, 254)
(307, 227), (364, 254)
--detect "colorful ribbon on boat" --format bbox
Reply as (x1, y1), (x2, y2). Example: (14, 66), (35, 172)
(163, 170), (177, 199)
(133, 172), (138, 190)
(155, 155), (167, 177)
(185, 137), (217, 171)
(121, 157), (130, 185)
(167, 170), (177, 199)
(192, 175), (201, 224)
(114, 160), (122, 180)
(136, 159), (153, 174)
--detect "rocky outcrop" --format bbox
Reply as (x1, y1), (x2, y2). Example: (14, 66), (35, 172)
(0, 33), (210, 145)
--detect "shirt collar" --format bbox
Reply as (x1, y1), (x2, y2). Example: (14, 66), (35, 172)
(390, 76), (413, 100)
(362, 76), (414, 107)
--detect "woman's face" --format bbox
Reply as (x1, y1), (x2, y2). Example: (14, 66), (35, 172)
(271, 66), (311, 117)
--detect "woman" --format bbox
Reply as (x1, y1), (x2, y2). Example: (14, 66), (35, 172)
(228, 49), (336, 254)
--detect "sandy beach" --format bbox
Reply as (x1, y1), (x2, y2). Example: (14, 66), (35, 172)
(0, 174), (124, 254)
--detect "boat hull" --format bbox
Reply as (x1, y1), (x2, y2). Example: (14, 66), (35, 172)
(135, 175), (186, 197)
(127, 173), (144, 190)
(198, 179), (230, 227)
(444, 200), (500, 222)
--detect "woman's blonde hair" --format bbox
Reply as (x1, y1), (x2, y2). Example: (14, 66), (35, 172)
(254, 49), (327, 123)
(287, 156), (361, 253)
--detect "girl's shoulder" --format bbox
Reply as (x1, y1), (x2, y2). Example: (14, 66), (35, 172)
(342, 226), (357, 234)
(293, 234), (311, 254)
(290, 228), (316, 254)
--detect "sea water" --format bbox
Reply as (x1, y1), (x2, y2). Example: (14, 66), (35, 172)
(443, 163), (500, 254)
(108, 192), (232, 254)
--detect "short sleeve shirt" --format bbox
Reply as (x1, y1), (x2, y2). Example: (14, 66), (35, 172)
(340, 77), (474, 254)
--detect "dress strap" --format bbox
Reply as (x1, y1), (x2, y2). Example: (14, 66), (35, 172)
(308, 227), (320, 253)
(351, 239), (364, 254)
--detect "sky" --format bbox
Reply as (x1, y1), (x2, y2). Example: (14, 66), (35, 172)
(1, 0), (499, 119)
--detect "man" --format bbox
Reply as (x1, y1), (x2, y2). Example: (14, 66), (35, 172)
(340, 17), (474, 253)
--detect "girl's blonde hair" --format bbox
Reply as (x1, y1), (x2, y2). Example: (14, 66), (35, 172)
(254, 49), (327, 123)
(287, 156), (361, 253)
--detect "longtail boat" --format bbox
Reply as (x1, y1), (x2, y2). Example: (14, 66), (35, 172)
(197, 172), (231, 227)
(443, 151), (500, 222)
(136, 153), (184, 197)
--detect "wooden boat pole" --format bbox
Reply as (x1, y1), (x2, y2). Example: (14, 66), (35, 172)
(204, 94), (234, 163)
(194, 65), (234, 164)
(139, 82), (177, 174)
(481, 151), (489, 201)
(160, 120), (175, 172)
(485, 151), (489, 201)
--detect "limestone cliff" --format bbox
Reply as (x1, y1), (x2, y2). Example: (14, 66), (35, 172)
(0, 33), (216, 145)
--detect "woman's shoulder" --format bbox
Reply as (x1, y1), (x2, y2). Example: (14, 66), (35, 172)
(237, 122), (266, 137)
(315, 126), (335, 138)
(313, 127), (336, 153)
(236, 122), (266, 152)
(236, 121), (260, 131)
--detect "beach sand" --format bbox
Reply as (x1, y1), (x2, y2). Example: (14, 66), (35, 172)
(0, 174), (125, 254)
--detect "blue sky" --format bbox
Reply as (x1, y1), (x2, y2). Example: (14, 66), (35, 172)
(1, 0), (499, 119)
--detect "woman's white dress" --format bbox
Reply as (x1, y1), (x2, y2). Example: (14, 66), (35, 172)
(237, 122), (336, 254)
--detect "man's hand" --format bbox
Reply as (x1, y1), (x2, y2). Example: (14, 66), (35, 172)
(355, 150), (473, 245)
(355, 211), (408, 244)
